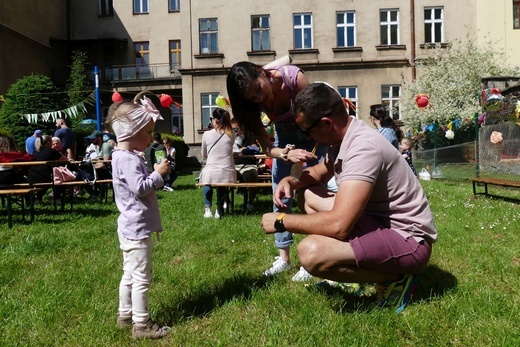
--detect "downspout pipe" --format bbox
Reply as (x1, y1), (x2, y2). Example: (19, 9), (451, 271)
(410, 0), (416, 81)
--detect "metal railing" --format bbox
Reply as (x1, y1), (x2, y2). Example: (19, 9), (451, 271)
(88, 63), (182, 82)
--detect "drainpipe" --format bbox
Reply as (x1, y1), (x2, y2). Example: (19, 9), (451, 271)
(410, 0), (416, 81)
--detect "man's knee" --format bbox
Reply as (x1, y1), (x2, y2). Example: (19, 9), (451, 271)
(297, 235), (322, 270)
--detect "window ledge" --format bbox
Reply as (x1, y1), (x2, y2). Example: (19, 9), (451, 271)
(288, 48), (320, 55)
(247, 50), (276, 57)
(194, 53), (225, 59)
(419, 43), (450, 49)
(332, 47), (363, 53)
(376, 45), (406, 51)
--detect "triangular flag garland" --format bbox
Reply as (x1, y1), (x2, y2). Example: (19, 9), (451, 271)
(21, 93), (95, 124)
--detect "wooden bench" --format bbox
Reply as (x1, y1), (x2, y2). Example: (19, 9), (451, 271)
(470, 177), (520, 196)
(196, 182), (272, 216)
(10, 179), (114, 211)
(0, 188), (41, 228)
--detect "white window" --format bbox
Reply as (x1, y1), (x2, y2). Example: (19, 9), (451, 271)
(293, 13), (313, 49)
(169, 0), (180, 12)
(201, 93), (219, 128)
(336, 11), (356, 47)
(424, 7), (444, 43)
(98, 0), (113, 17)
(133, 0), (148, 14)
(338, 86), (358, 117)
(381, 85), (401, 120)
(380, 9), (399, 45)
(252, 15), (271, 51)
(199, 18), (218, 54)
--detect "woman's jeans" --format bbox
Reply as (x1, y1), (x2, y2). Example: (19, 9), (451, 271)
(203, 185), (228, 208)
(272, 122), (326, 249)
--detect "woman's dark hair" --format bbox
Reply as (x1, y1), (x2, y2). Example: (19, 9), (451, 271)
(226, 61), (265, 138)
(212, 108), (234, 138)
(369, 104), (403, 143)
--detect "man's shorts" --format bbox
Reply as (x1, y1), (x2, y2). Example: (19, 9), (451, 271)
(348, 214), (432, 274)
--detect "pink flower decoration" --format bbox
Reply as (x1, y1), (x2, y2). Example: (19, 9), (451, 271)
(490, 131), (503, 144)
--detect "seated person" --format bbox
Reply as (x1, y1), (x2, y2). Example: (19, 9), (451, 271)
(232, 119), (259, 212)
(162, 137), (178, 191)
(82, 130), (112, 200)
(28, 135), (68, 204)
(0, 135), (33, 185)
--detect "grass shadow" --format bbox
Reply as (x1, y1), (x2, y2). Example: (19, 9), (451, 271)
(310, 264), (457, 313)
(159, 274), (272, 323)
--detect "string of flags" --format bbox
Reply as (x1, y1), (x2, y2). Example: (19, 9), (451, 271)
(22, 93), (95, 124)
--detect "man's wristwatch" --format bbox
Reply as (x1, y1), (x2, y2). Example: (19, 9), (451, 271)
(274, 213), (286, 232)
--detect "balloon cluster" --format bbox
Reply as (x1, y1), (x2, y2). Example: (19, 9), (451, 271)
(111, 91), (182, 109)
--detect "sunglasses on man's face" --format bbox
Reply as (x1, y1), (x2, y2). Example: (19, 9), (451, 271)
(301, 115), (328, 139)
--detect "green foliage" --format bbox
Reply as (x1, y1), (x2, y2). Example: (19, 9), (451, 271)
(0, 74), (63, 150)
(418, 118), (478, 150)
(67, 50), (91, 128)
(401, 38), (520, 143)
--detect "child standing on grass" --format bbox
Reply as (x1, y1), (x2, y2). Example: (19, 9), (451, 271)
(400, 137), (418, 177)
(106, 95), (171, 339)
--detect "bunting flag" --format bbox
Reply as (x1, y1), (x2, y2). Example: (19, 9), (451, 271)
(21, 93), (95, 124)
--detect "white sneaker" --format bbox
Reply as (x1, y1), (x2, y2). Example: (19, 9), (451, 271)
(163, 186), (174, 192)
(214, 210), (221, 219)
(223, 202), (228, 210)
(263, 257), (291, 276)
(291, 266), (314, 282)
(204, 209), (212, 218)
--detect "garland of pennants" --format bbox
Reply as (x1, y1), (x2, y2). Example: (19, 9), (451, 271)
(22, 93), (95, 124)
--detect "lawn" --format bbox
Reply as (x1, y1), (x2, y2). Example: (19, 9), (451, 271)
(1, 174), (519, 346)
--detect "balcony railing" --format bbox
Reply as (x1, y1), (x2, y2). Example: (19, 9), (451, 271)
(88, 63), (182, 83)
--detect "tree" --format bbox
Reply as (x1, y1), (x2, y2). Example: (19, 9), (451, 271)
(67, 50), (92, 128)
(401, 38), (519, 145)
(0, 74), (63, 150)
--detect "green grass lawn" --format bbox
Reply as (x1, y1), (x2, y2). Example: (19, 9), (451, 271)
(1, 175), (519, 346)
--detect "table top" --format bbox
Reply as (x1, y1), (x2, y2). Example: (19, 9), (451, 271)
(0, 159), (111, 167)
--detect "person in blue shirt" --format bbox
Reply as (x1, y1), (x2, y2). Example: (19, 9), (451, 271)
(369, 104), (402, 149)
(25, 129), (42, 155)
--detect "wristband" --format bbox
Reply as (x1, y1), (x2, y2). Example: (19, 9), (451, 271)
(274, 213), (286, 232)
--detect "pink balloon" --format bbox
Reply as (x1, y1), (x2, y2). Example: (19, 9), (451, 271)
(160, 94), (173, 108)
(111, 92), (123, 103)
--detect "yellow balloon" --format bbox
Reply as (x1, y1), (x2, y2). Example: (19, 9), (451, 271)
(216, 95), (227, 108)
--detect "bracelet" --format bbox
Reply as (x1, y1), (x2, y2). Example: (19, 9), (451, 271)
(281, 144), (295, 163)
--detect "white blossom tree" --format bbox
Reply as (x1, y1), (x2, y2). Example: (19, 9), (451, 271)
(401, 38), (519, 135)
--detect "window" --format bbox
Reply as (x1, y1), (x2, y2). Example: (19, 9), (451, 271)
(98, 0), (113, 17)
(135, 42), (149, 66)
(380, 9), (399, 45)
(338, 86), (358, 116)
(381, 85), (401, 120)
(336, 11), (356, 47)
(424, 7), (444, 43)
(171, 105), (183, 135)
(169, 40), (181, 72)
(199, 18), (218, 54)
(169, 0), (180, 12)
(293, 13), (313, 49)
(514, 0), (520, 29)
(133, 0), (148, 14)
(252, 15), (271, 51)
(201, 93), (219, 128)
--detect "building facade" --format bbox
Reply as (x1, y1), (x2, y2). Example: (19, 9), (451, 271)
(1, 0), (520, 148)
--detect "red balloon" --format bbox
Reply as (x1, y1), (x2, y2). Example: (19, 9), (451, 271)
(159, 94), (173, 108)
(417, 96), (429, 108)
(111, 92), (123, 103)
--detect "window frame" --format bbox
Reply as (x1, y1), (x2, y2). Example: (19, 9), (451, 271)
(133, 0), (149, 14)
(424, 6), (444, 43)
(201, 92), (219, 129)
(251, 15), (271, 51)
(199, 18), (219, 54)
(379, 9), (400, 45)
(169, 40), (182, 73)
(514, 0), (520, 29)
(293, 13), (313, 49)
(381, 85), (401, 120)
(98, 0), (113, 17)
(168, 0), (180, 12)
(338, 86), (358, 117)
(336, 11), (356, 47)
(171, 104), (184, 135)
(134, 42), (149, 66)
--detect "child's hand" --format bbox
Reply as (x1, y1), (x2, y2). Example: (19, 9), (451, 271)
(154, 159), (171, 176)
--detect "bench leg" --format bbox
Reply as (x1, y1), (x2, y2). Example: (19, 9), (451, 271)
(216, 188), (224, 217)
(7, 195), (13, 229)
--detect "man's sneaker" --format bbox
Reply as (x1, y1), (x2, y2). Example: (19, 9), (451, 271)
(117, 314), (132, 329)
(291, 266), (314, 282)
(263, 257), (291, 276)
(132, 319), (170, 339)
(204, 209), (213, 218)
(163, 186), (174, 192)
(214, 210), (221, 219)
(375, 274), (419, 313)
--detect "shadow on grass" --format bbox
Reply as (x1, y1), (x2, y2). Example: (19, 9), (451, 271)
(159, 274), (272, 323)
(311, 264), (457, 313)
